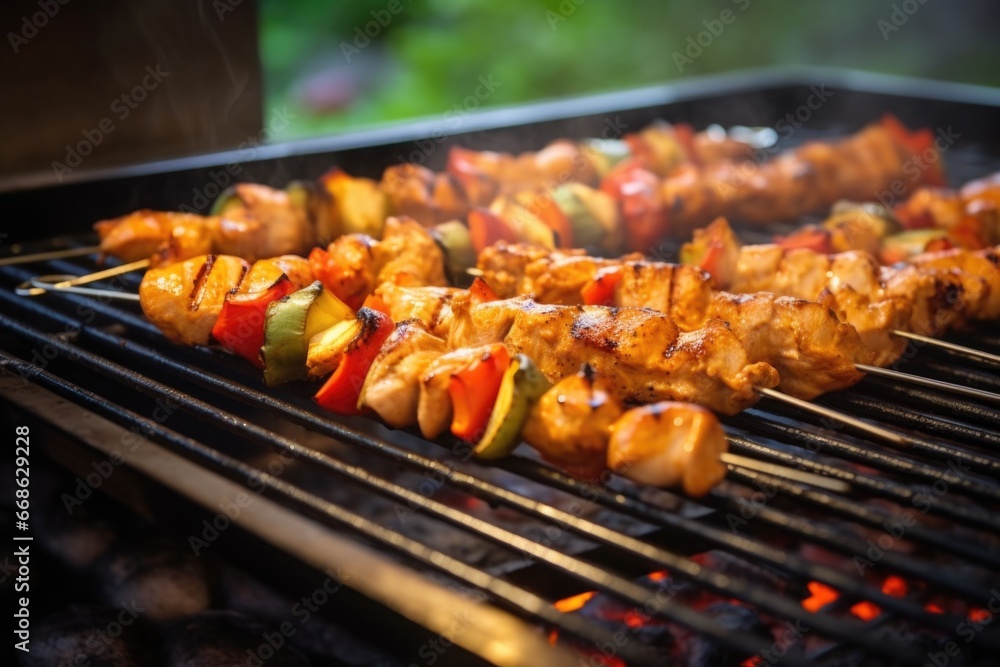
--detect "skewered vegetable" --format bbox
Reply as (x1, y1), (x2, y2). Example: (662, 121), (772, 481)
(472, 354), (552, 460)
(261, 281), (353, 386)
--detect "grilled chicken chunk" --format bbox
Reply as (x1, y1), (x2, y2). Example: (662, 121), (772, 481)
(417, 345), (497, 439)
(139, 255), (313, 346)
(446, 294), (778, 415)
(360, 321), (448, 429)
(521, 369), (625, 480)
(659, 121), (937, 233)
(97, 185), (314, 267)
(95, 211), (211, 264)
(477, 242), (640, 301)
(322, 217), (448, 307)
(375, 283), (459, 339)
(708, 292), (870, 399)
(480, 242), (873, 397)
(608, 402), (728, 497)
(139, 255), (250, 345)
(694, 218), (992, 336)
(816, 287), (911, 367)
(910, 246), (1000, 320)
(210, 184), (312, 262)
(373, 216), (448, 287)
(611, 262), (713, 332)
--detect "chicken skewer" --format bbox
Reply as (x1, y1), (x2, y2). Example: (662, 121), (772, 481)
(605, 115), (948, 244)
(130, 227), (778, 494)
(682, 217), (1000, 363)
(131, 216), (956, 459)
(781, 171), (1000, 261)
(85, 120), (748, 268)
(475, 238), (1000, 406)
(23, 215), (897, 488)
(81, 117), (945, 271)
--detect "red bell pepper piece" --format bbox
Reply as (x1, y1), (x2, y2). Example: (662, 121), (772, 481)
(774, 227), (833, 254)
(446, 147), (499, 207)
(469, 277), (499, 304)
(881, 114), (946, 188)
(314, 308), (394, 415)
(468, 207), (519, 254)
(581, 267), (623, 306)
(211, 275), (295, 368)
(361, 293), (391, 317)
(528, 193), (575, 248)
(672, 123), (700, 168)
(448, 344), (511, 442)
(947, 216), (989, 250)
(308, 246), (369, 311)
(601, 160), (668, 252)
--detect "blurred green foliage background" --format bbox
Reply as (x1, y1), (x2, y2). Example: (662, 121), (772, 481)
(260, 0), (999, 140)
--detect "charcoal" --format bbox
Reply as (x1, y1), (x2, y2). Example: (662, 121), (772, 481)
(692, 550), (791, 597)
(677, 602), (772, 667)
(164, 610), (311, 667)
(220, 566), (395, 664)
(19, 604), (156, 667)
(94, 535), (213, 623)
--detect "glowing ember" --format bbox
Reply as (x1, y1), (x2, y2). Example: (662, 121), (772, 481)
(623, 610), (645, 628)
(925, 603), (944, 614)
(647, 570), (669, 582)
(881, 575), (908, 597)
(802, 581), (839, 612)
(553, 591), (596, 613)
(968, 607), (991, 623)
(548, 629), (559, 646)
(740, 657), (764, 667)
(850, 601), (882, 621)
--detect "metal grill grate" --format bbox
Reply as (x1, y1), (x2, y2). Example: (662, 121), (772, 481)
(2, 244), (999, 666)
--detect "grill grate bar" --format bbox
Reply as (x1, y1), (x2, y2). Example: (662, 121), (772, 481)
(823, 392), (1000, 450)
(700, 475), (997, 606)
(728, 410), (1000, 504)
(719, 467), (998, 571)
(759, 396), (1000, 480)
(909, 360), (1000, 393)
(848, 377), (1000, 430)
(726, 435), (1000, 533)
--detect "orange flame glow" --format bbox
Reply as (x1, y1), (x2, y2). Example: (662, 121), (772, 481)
(881, 575), (908, 597)
(802, 581), (839, 612)
(553, 591), (596, 613)
(850, 601), (882, 621)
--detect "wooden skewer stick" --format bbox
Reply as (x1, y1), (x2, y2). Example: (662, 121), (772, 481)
(15, 259), (149, 298)
(0, 245), (101, 267)
(891, 330), (1000, 366)
(754, 386), (911, 447)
